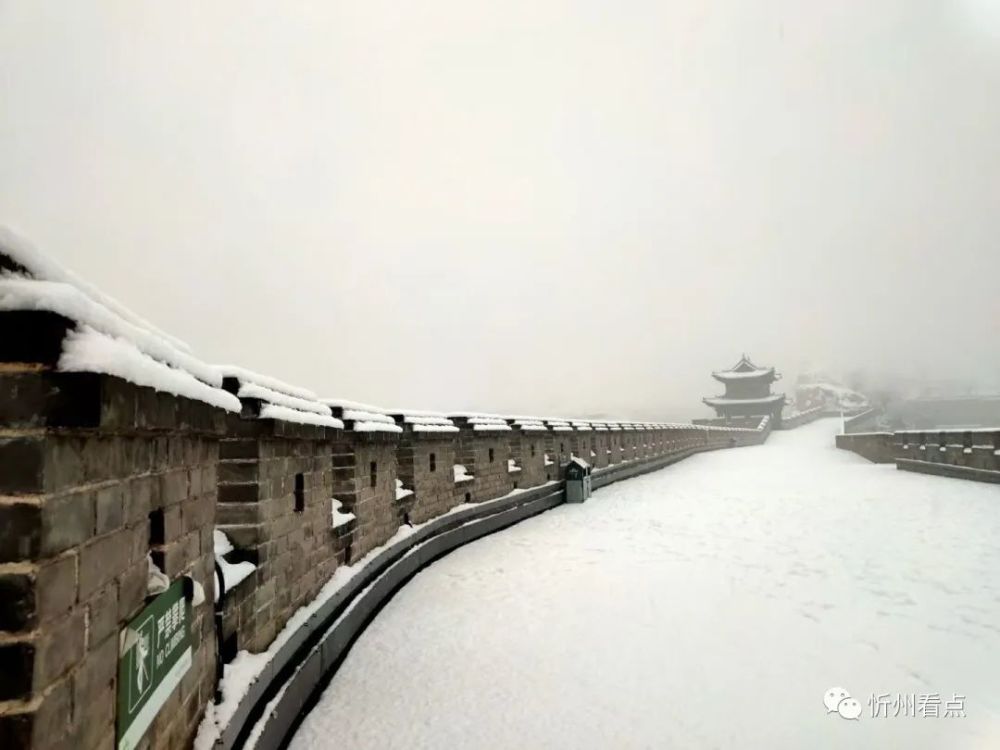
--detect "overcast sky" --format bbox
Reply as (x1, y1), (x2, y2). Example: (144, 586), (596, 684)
(2, 1), (999, 418)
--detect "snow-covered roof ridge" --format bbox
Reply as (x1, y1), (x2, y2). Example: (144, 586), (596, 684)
(703, 393), (787, 407)
(0, 226), (192, 353)
(712, 368), (775, 380)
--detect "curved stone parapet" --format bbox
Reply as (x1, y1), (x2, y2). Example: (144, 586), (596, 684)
(0, 235), (774, 750)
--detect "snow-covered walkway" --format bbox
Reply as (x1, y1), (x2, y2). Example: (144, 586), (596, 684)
(289, 420), (1000, 749)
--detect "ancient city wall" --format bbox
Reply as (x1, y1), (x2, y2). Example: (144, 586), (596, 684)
(0, 238), (774, 750)
(0, 354), (223, 750)
(836, 429), (1000, 482)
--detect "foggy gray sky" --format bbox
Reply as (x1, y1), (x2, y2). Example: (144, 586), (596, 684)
(2, 1), (1000, 419)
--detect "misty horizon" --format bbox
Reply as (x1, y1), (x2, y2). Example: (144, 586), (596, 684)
(3, 2), (1000, 420)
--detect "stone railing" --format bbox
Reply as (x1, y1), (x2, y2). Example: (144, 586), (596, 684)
(836, 429), (1000, 482)
(0, 235), (775, 750)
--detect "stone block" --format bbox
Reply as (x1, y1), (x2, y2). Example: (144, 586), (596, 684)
(117, 560), (147, 621)
(182, 495), (214, 535)
(78, 529), (130, 600)
(34, 608), (86, 689)
(42, 492), (95, 557)
(94, 486), (124, 536)
(71, 633), (117, 720)
(36, 552), (77, 623)
(158, 470), (189, 506)
(30, 675), (73, 750)
(85, 584), (118, 649)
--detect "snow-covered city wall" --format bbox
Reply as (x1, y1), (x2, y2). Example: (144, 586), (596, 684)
(779, 405), (827, 430)
(0, 235), (772, 750)
(837, 428), (1000, 481)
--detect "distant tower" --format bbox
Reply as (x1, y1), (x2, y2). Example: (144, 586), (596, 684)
(703, 354), (787, 426)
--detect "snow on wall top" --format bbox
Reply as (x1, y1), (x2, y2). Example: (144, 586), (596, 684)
(472, 423), (512, 432)
(454, 415), (512, 432)
(0, 278), (223, 387)
(450, 412), (508, 422)
(323, 398), (387, 414)
(215, 365), (334, 428)
(258, 404), (345, 429)
(60, 327), (240, 413)
(397, 412), (459, 433)
(0, 230), (257, 413)
(0, 233), (791, 435)
(323, 399), (403, 433)
(0, 271), (242, 412)
(237, 382), (333, 417)
(0, 226), (192, 353)
(218, 365), (318, 401)
(511, 418), (548, 432)
(400, 414), (453, 425)
(388, 408), (449, 418)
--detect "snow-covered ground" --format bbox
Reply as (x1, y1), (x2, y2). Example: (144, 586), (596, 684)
(289, 420), (1000, 750)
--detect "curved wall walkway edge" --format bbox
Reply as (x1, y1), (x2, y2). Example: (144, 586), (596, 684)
(224, 445), (737, 750)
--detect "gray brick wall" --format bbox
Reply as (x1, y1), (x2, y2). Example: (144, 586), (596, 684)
(508, 431), (547, 489)
(396, 433), (458, 524)
(216, 415), (338, 654)
(453, 422), (516, 503)
(330, 434), (399, 560)
(0, 369), (224, 750)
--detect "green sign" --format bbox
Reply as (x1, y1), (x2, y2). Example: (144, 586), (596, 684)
(116, 579), (193, 750)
